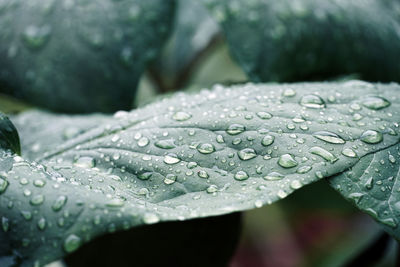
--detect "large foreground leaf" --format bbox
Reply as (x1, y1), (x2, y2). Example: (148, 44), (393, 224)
(0, 0), (175, 113)
(201, 0), (400, 82)
(1, 81), (399, 266)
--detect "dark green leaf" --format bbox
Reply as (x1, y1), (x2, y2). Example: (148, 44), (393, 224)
(202, 0), (400, 82)
(1, 81), (399, 265)
(0, 0), (175, 113)
(0, 112), (20, 155)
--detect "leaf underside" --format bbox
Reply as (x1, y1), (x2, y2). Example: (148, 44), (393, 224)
(1, 81), (399, 266)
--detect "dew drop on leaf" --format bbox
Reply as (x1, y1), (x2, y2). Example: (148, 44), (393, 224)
(197, 143), (215, 154)
(309, 146), (338, 163)
(226, 124), (246, 135)
(234, 171), (249, 181)
(341, 148), (357, 158)
(172, 111), (192, 121)
(63, 234), (82, 253)
(313, 131), (345, 144)
(163, 154), (180, 165)
(264, 172), (284, 181)
(361, 96), (391, 110)
(278, 154), (298, 168)
(238, 148), (257, 160)
(360, 130), (383, 144)
(299, 94), (326, 109)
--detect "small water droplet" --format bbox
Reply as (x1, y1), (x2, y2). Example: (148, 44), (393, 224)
(106, 198), (125, 207)
(155, 139), (176, 149)
(64, 234), (81, 253)
(187, 162), (198, 169)
(238, 148), (257, 160)
(143, 213), (160, 224)
(172, 111), (192, 121)
(256, 112), (273, 120)
(277, 190), (288, 199)
(282, 88), (296, 97)
(278, 154), (298, 168)
(137, 137), (149, 147)
(234, 171), (249, 181)
(197, 170), (209, 179)
(264, 172), (284, 181)
(164, 154), (180, 165)
(33, 179), (46, 187)
(300, 94), (326, 109)
(22, 25), (52, 50)
(313, 131), (345, 144)
(74, 157), (95, 168)
(389, 155), (396, 163)
(197, 143), (215, 154)
(290, 180), (302, 189)
(296, 165), (312, 174)
(138, 172), (152, 180)
(216, 135), (225, 143)
(52, 196), (67, 212)
(342, 148), (357, 158)
(206, 185), (218, 193)
(254, 200), (263, 208)
(310, 147), (338, 163)
(0, 178), (8, 194)
(365, 177), (373, 190)
(360, 130), (383, 144)
(226, 124), (246, 135)
(164, 174), (177, 185)
(37, 217), (46, 230)
(30, 195), (44, 206)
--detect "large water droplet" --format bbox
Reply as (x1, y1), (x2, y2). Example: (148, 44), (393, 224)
(309, 147), (338, 163)
(234, 171), (249, 181)
(163, 154), (180, 165)
(300, 94), (326, 109)
(361, 96), (390, 110)
(261, 135), (275, 146)
(172, 111), (192, 121)
(278, 154), (298, 168)
(64, 234), (81, 253)
(226, 124), (246, 135)
(313, 131), (345, 144)
(197, 143), (215, 154)
(238, 148), (257, 160)
(360, 130), (383, 144)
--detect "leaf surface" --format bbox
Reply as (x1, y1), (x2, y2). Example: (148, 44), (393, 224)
(1, 81), (400, 266)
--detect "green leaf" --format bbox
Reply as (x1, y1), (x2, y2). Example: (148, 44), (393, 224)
(0, 0), (176, 113)
(329, 143), (400, 240)
(1, 81), (399, 266)
(201, 0), (400, 82)
(0, 112), (20, 155)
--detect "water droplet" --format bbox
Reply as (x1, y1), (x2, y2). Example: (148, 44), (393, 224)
(197, 143), (215, 154)
(22, 25), (52, 50)
(282, 88), (296, 97)
(232, 138), (242, 145)
(238, 148), (257, 161)
(206, 185), (218, 193)
(0, 178), (8, 194)
(256, 112), (273, 120)
(164, 154), (180, 165)
(310, 147), (338, 163)
(106, 198), (125, 207)
(381, 218), (397, 228)
(234, 171), (249, 181)
(52, 196), (67, 212)
(164, 174), (177, 185)
(361, 96), (390, 110)
(187, 162), (198, 169)
(33, 179), (46, 187)
(137, 137), (149, 147)
(313, 131), (345, 144)
(143, 213), (160, 224)
(254, 200), (263, 208)
(278, 154), (298, 168)
(389, 155), (396, 163)
(360, 130), (383, 144)
(21, 211), (32, 220)
(63, 234), (81, 253)
(296, 165), (312, 174)
(290, 180), (302, 189)
(197, 170), (209, 179)
(30, 195), (44, 206)
(138, 172), (152, 180)
(277, 190), (287, 199)
(349, 193), (364, 204)
(342, 148), (357, 158)
(226, 124), (246, 135)
(154, 139), (175, 149)
(300, 94), (326, 109)
(2, 217), (9, 232)
(37, 217), (46, 230)
(216, 135), (225, 143)
(74, 157), (95, 168)
(364, 177), (373, 190)
(264, 172), (284, 181)
(172, 111), (192, 121)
